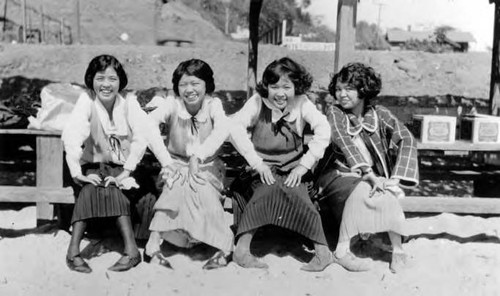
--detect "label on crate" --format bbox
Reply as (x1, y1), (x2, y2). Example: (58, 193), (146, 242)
(478, 122), (499, 142)
(427, 122), (451, 142)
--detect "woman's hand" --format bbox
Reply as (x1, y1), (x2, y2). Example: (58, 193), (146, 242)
(74, 173), (101, 186)
(185, 156), (206, 192)
(284, 165), (308, 187)
(255, 163), (275, 185)
(161, 164), (181, 189)
(104, 169), (131, 187)
(362, 172), (385, 197)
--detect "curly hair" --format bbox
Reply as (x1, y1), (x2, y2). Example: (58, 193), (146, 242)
(84, 54), (128, 91)
(256, 57), (313, 98)
(328, 62), (381, 104)
(172, 59), (215, 96)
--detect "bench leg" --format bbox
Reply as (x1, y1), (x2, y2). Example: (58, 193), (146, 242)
(36, 136), (63, 224)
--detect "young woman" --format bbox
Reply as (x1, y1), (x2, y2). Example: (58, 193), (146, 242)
(62, 54), (157, 273)
(315, 62), (419, 273)
(230, 57), (333, 272)
(144, 59), (234, 270)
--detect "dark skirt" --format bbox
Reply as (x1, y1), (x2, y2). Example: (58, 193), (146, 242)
(315, 169), (362, 223)
(71, 163), (131, 224)
(232, 172), (327, 245)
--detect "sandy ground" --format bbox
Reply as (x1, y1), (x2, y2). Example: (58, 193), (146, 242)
(0, 207), (499, 296)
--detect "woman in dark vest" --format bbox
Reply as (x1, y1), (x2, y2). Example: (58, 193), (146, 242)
(229, 57), (332, 272)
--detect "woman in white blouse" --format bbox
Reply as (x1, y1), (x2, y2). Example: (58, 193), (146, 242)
(62, 55), (166, 273)
(143, 59), (234, 270)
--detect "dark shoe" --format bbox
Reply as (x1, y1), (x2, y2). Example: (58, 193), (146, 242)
(108, 253), (142, 272)
(66, 254), (92, 273)
(144, 251), (173, 269)
(202, 251), (230, 270)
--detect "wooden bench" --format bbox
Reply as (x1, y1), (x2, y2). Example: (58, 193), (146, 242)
(1, 129), (500, 227)
(0, 129), (74, 224)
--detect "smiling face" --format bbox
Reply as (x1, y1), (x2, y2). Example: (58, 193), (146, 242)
(178, 74), (206, 113)
(334, 81), (363, 113)
(93, 66), (120, 106)
(267, 75), (295, 111)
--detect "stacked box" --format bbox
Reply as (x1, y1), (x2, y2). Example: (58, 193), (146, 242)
(412, 115), (457, 143)
(460, 114), (500, 143)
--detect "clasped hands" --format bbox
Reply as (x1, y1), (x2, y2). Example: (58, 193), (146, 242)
(73, 169), (137, 189)
(255, 163), (308, 187)
(362, 172), (400, 197)
(161, 156), (206, 192)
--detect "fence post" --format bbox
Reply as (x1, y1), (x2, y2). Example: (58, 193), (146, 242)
(40, 1), (45, 43)
(247, 0), (263, 99)
(22, 0), (27, 42)
(59, 17), (64, 44)
(73, 0), (80, 44)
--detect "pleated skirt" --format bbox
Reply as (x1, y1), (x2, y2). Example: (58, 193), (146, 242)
(316, 169), (406, 242)
(149, 158), (234, 253)
(232, 173), (327, 245)
(71, 163), (130, 224)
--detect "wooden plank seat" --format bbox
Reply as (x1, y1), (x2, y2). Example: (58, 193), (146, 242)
(2, 129), (500, 228)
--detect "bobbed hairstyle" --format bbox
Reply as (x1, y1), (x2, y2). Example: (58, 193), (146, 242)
(328, 62), (381, 104)
(256, 57), (313, 98)
(84, 54), (128, 91)
(172, 59), (215, 96)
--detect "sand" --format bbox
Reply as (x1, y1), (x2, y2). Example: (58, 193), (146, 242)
(0, 208), (499, 296)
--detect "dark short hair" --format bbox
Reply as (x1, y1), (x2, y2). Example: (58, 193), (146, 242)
(172, 59), (215, 96)
(256, 57), (313, 98)
(84, 54), (128, 91)
(328, 62), (381, 104)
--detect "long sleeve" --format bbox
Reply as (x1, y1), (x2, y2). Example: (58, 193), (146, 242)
(146, 95), (175, 167)
(122, 94), (152, 172)
(229, 94), (263, 168)
(377, 106), (419, 187)
(191, 98), (231, 161)
(299, 98), (331, 170)
(61, 92), (92, 177)
(327, 106), (371, 171)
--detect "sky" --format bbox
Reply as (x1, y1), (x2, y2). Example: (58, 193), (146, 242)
(305, 0), (495, 51)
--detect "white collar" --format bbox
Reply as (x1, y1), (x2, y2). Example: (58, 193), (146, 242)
(260, 93), (304, 123)
(94, 94), (128, 136)
(175, 95), (213, 123)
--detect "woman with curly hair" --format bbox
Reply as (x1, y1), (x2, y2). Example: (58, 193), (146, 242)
(229, 57), (333, 271)
(315, 62), (419, 273)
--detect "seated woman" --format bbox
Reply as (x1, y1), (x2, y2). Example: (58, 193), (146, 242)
(315, 62), (419, 273)
(62, 54), (152, 273)
(143, 59), (234, 270)
(230, 57), (332, 272)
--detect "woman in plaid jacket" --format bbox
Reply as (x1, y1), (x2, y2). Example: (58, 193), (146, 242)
(315, 62), (419, 273)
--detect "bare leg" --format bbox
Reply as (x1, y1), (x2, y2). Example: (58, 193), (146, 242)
(67, 220), (87, 258)
(301, 242), (333, 272)
(66, 220), (92, 273)
(117, 216), (139, 255)
(388, 231), (407, 273)
(233, 230), (268, 269)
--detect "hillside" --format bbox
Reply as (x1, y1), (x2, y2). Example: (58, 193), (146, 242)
(0, 0), (493, 104)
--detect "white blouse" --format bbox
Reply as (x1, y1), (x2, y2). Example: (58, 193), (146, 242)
(229, 93), (331, 170)
(62, 92), (165, 177)
(147, 94), (231, 162)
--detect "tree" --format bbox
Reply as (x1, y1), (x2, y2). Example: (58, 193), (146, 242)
(355, 21), (389, 50)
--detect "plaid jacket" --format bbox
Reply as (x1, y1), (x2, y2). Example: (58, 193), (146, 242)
(317, 104), (419, 188)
